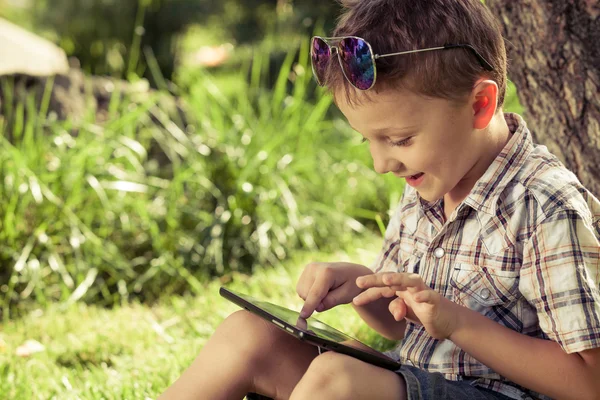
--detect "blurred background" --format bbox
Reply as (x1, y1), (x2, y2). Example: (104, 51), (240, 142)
(0, 0), (523, 398)
(0, 0), (395, 311)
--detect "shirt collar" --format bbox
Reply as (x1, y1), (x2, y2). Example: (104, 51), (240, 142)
(462, 112), (534, 215)
(399, 187), (424, 235)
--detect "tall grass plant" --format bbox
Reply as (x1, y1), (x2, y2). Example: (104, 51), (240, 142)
(0, 39), (402, 317)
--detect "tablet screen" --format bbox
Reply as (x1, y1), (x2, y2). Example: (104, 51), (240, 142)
(230, 289), (398, 362)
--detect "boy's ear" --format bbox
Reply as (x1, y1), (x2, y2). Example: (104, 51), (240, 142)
(471, 79), (498, 130)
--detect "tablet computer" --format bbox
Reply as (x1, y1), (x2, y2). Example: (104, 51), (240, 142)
(219, 286), (401, 371)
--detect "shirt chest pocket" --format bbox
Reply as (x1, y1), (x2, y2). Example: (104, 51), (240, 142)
(450, 263), (520, 313)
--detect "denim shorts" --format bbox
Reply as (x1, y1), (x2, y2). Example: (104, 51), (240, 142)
(393, 365), (515, 400)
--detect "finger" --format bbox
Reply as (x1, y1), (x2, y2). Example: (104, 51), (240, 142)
(382, 272), (423, 290)
(394, 291), (421, 322)
(300, 277), (332, 318)
(357, 272), (423, 290)
(296, 262), (320, 300)
(297, 283), (308, 301)
(352, 287), (395, 306)
(413, 289), (439, 304)
(389, 297), (407, 321)
(318, 285), (346, 312)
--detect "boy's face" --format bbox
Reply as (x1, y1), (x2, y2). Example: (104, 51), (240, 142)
(336, 88), (486, 204)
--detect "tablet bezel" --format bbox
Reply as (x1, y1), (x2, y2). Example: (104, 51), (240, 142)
(219, 286), (402, 371)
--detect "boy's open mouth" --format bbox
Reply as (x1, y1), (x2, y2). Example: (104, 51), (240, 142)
(405, 172), (425, 187)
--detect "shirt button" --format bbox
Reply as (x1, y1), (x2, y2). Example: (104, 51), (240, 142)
(433, 247), (445, 258)
(480, 288), (491, 300)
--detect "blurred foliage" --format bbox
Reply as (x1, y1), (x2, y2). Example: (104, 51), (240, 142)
(0, 0), (523, 317)
(1, 0), (340, 82)
(0, 42), (402, 317)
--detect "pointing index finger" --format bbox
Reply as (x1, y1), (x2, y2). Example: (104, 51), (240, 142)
(300, 281), (330, 318)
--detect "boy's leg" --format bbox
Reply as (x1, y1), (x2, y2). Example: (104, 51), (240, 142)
(158, 310), (320, 400)
(290, 351), (406, 400)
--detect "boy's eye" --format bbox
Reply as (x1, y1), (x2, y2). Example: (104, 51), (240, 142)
(360, 136), (412, 146)
(389, 137), (413, 147)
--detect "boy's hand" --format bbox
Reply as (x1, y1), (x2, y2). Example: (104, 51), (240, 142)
(297, 262), (372, 318)
(353, 272), (458, 340)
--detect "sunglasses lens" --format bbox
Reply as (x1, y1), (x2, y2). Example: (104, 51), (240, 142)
(311, 37), (330, 85)
(339, 37), (375, 90)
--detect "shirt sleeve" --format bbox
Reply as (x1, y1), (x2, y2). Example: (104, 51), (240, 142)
(519, 209), (600, 354)
(369, 188), (410, 273)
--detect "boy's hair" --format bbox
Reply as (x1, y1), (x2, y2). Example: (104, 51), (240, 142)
(325, 0), (508, 108)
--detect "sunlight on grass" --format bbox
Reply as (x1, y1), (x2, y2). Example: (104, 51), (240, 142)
(0, 234), (398, 399)
(0, 41), (401, 318)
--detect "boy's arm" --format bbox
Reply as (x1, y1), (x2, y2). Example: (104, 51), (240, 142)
(449, 302), (600, 400)
(352, 295), (407, 341)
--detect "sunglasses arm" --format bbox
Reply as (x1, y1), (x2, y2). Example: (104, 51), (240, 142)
(443, 44), (494, 71)
(375, 44), (494, 72)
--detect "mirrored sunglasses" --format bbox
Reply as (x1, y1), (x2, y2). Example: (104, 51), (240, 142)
(310, 36), (494, 91)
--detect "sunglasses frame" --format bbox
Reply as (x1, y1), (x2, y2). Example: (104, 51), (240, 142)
(311, 35), (495, 91)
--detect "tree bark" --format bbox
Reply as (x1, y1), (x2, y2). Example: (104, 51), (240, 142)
(487, 0), (600, 197)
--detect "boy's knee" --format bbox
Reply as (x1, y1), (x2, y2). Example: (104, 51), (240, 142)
(294, 352), (353, 396)
(308, 351), (350, 373)
(224, 309), (266, 329)
(224, 309), (279, 336)
(217, 310), (279, 354)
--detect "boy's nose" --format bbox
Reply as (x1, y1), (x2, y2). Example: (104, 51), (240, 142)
(370, 143), (401, 174)
(373, 155), (401, 175)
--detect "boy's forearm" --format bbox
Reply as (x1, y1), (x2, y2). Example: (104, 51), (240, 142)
(448, 301), (599, 400)
(352, 296), (406, 341)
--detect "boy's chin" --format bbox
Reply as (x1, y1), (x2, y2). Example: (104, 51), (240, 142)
(415, 189), (443, 204)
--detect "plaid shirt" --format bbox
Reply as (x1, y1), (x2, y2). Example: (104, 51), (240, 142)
(372, 113), (600, 400)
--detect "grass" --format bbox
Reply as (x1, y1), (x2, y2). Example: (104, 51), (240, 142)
(0, 6), (522, 318)
(0, 10), (526, 398)
(0, 39), (401, 317)
(0, 45), (524, 398)
(0, 233), (398, 400)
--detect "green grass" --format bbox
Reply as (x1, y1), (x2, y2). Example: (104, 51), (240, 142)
(0, 40), (401, 317)
(0, 9), (522, 319)
(0, 13), (525, 396)
(0, 234), (397, 400)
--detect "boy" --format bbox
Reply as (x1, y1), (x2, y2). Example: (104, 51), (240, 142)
(160, 1), (600, 399)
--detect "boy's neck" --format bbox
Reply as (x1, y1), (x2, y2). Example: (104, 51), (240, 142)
(443, 111), (511, 220)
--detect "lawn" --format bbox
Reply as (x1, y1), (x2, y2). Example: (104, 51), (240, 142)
(0, 233), (398, 399)
(0, 25), (401, 400)
(0, 6), (524, 399)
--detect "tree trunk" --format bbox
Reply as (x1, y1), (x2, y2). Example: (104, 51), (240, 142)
(487, 0), (600, 197)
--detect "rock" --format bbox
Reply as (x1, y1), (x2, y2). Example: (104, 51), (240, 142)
(0, 18), (69, 77)
(15, 339), (45, 357)
(0, 17), (189, 160)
